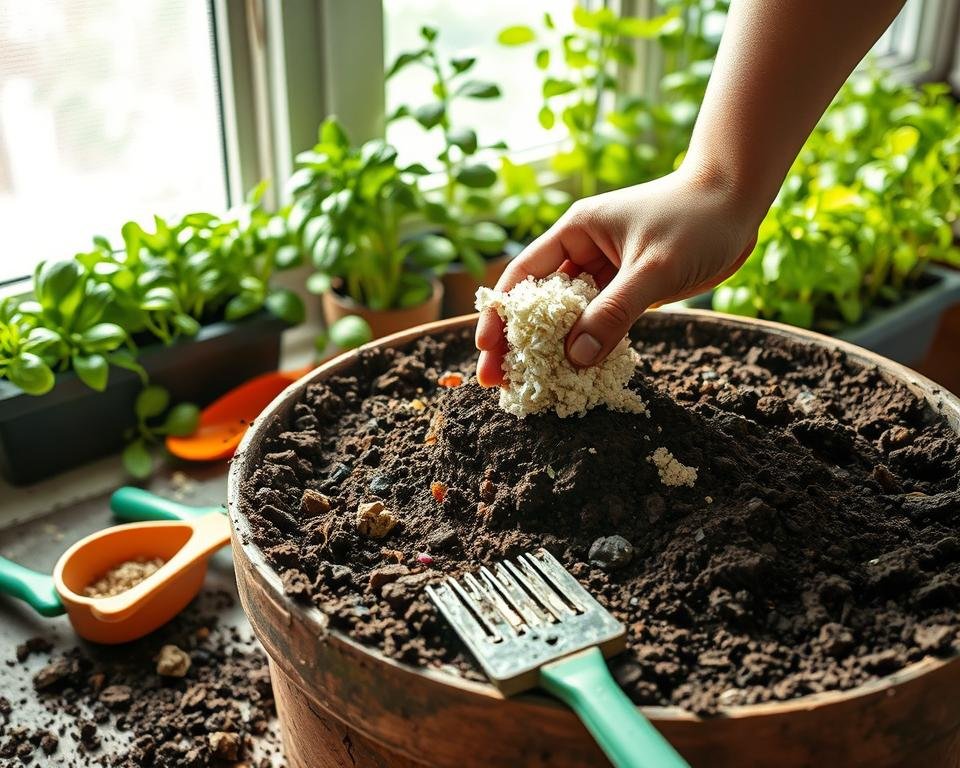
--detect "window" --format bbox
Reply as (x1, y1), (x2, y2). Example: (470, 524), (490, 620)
(382, 0), (579, 168)
(0, 0), (227, 284)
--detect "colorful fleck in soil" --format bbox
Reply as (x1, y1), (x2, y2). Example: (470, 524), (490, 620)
(238, 316), (960, 715)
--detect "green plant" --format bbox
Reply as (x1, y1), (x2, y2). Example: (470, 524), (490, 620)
(122, 385), (201, 478)
(16, 260), (139, 391)
(714, 69), (960, 330)
(289, 117), (440, 311)
(496, 157), (572, 242)
(386, 25), (509, 277)
(0, 300), (56, 395)
(77, 183), (304, 346)
(499, 5), (681, 197)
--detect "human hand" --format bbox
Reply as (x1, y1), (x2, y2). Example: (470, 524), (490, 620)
(475, 166), (760, 387)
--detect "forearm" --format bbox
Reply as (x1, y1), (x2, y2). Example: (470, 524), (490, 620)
(683, 0), (905, 224)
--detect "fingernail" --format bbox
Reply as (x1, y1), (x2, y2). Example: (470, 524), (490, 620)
(569, 333), (602, 367)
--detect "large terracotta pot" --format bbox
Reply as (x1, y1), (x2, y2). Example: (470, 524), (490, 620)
(228, 310), (960, 768)
(321, 279), (443, 340)
(441, 245), (519, 318)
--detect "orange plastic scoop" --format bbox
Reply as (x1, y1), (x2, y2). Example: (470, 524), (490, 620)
(166, 365), (313, 462)
(0, 489), (229, 644)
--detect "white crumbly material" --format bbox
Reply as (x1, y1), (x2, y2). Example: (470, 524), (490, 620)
(476, 274), (648, 419)
(648, 447), (698, 488)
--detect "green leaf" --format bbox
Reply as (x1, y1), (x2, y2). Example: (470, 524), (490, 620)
(446, 127), (478, 155)
(463, 221), (507, 254)
(543, 78), (576, 98)
(7, 353), (55, 396)
(135, 385), (170, 420)
(456, 164), (498, 188)
(535, 49), (550, 70)
(107, 350), (148, 384)
(538, 105), (555, 129)
(456, 80), (501, 99)
(224, 293), (263, 321)
(460, 246), (486, 280)
(712, 286), (758, 317)
(420, 25), (437, 42)
(34, 260), (84, 312)
(396, 273), (434, 309)
(275, 244), (303, 270)
(73, 353), (109, 391)
(141, 286), (178, 312)
(122, 439), (153, 479)
(413, 102), (446, 129)
(265, 288), (306, 324)
(164, 403), (200, 437)
(402, 163), (431, 175)
(80, 323), (127, 353)
(306, 272), (332, 295)
(409, 235), (458, 269)
(450, 55), (476, 74)
(173, 313), (201, 337)
(618, 12), (678, 38)
(329, 315), (373, 350)
(319, 116), (350, 148)
(386, 49), (426, 79)
(778, 300), (814, 329)
(497, 25), (536, 45)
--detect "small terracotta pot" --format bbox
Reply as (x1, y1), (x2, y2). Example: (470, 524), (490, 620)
(321, 280), (443, 340)
(230, 311), (960, 768)
(441, 245), (520, 318)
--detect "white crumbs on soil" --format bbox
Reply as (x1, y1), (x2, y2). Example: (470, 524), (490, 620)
(648, 446), (698, 488)
(476, 273), (648, 419)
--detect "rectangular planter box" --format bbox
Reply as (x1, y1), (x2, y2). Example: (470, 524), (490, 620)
(684, 264), (960, 366)
(0, 312), (288, 486)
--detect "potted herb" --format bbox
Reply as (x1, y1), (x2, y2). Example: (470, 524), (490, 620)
(386, 25), (515, 316)
(0, 189), (305, 485)
(712, 69), (960, 364)
(498, 5), (682, 198)
(496, 157), (572, 244)
(290, 117), (446, 338)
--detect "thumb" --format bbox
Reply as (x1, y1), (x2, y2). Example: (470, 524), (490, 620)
(565, 262), (668, 368)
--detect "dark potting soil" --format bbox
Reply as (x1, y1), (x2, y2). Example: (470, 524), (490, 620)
(238, 316), (960, 714)
(0, 591), (281, 767)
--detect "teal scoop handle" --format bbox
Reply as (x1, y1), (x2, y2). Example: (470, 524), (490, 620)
(540, 647), (689, 768)
(110, 486), (223, 523)
(0, 489), (223, 619)
(0, 556), (64, 617)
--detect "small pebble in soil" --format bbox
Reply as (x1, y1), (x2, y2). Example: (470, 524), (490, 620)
(417, 552), (434, 565)
(329, 462), (352, 485)
(155, 644), (191, 677)
(356, 501), (398, 538)
(369, 473), (394, 496)
(588, 535), (634, 571)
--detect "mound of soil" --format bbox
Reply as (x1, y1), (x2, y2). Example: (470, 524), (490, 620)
(239, 316), (960, 714)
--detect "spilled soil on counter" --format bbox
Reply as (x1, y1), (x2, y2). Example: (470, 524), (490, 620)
(238, 316), (960, 714)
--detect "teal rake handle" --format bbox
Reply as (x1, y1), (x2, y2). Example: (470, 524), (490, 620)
(110, 486), (223, 523)
(0, 557), (64, 617)
(540, 647), (689, 768)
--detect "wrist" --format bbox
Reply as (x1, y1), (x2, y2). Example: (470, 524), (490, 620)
(677, 151), (770, 232)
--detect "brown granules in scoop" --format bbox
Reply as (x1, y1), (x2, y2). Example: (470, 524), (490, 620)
(84, 557), (165, 598)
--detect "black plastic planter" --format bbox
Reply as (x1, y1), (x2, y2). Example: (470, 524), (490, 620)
(0, 312), (288, 485)
(685, 264), (960, 366)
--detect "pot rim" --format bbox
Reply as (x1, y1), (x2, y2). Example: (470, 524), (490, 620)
(228, 308), (960, 722)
